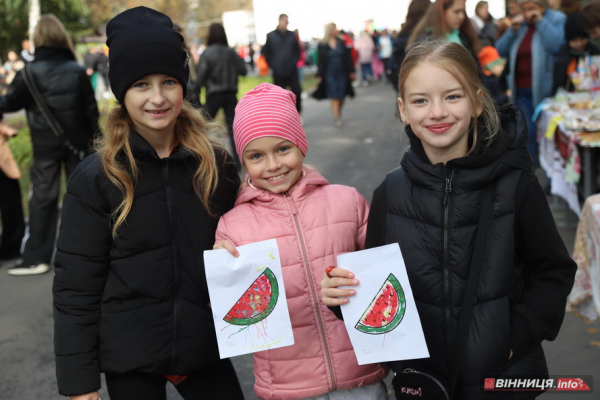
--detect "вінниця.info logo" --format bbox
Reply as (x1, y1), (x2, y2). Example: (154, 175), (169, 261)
(484, 376), (593, 392)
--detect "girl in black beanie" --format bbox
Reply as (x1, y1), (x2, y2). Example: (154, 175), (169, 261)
(52, 7), (243, 400)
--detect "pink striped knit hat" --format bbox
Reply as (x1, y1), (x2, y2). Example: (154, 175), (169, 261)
(233, 83), (308, 159)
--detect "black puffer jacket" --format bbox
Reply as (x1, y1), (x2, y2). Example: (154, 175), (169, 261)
(53, 132), (240, 396)
(366, 105), (576, 399)
(196, 44), (247, 97)
(262, 29), (300, 78)
(0, 46), (99, 152)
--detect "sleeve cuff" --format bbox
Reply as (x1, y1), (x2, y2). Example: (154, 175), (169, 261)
(56, 353), (101, 396)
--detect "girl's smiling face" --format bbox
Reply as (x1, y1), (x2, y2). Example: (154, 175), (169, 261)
(398, 61), (481, 165)
(124, 74), (183, 138)
(242, 137), (305, 194)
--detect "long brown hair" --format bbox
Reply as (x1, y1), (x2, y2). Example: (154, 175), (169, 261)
(408, 0), (480, 52)
(399, 40), (499, 155)
(32, 14), (76, 58)
(95, 102), (224, 237)
(399, 0), (432, 36)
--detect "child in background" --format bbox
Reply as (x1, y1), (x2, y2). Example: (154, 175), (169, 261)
(552, 12), (600, 94)
(52, 7), (243, 400)
(322, 40), (576, 399)
(214, 82), (388, 400)
(477, 45), (509, 104)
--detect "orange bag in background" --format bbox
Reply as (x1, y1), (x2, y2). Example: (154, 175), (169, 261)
(257, 54), (269, 76)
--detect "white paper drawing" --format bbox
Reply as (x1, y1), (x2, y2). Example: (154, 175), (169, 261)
(338, 243), (429, 365)
(204, 238), (294, 358)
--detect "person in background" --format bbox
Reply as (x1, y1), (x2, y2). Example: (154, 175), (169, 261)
(0, 120), (25, 269)
(52, 7), (243, 400)
(196, 22), (248, 171)
(495, 0), (566, 167)
(408, 0), (481, 60)
(580, 1), (600, 41)
(294, 29), (306, 90)
(472, 1), (499, 46)
(20, 39), (34, 63)
(548, 0), (581, 14)
(3, 51), (25, 85)
(553, 12), (600, 93)
(0, 14), (99, 276)
(478, 45), (510, 104)
(378, 29), (394, 83)
(312, 23), (355, 127)
(262, 14), (302, 117)
(355, 31), (375, 85)
(391, 0), (432, 91)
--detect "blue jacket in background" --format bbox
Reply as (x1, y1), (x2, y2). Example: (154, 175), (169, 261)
(495, 8), (566, 107)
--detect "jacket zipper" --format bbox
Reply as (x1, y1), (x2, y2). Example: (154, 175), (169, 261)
(442, 167), (455, 363)
(164, 159), (180, 370)
(285, 192), (336, 391)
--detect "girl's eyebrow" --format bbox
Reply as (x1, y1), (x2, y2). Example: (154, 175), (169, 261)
(244, 140), (292, 154)
(407, 88), (463, 96)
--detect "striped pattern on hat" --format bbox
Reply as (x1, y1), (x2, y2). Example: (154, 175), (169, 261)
(233, 83), (308, 159)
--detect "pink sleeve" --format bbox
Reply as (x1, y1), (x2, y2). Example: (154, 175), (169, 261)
(355, 189), (370, 251)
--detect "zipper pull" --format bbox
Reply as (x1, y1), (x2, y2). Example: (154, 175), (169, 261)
(443, 177), (452, 206)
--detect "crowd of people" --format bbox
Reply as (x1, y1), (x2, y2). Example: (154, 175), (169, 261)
(0, 1), (595, 399)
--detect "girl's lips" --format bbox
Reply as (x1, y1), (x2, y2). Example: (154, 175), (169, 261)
(427, 123), (453, 134)
(265, 172), (288, 183)
(146, 109), (169, 117)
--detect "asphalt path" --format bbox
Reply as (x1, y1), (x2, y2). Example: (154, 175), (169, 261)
(0, 80), (598, 399)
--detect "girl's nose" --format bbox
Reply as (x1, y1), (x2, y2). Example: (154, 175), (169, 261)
(265, 154), (281, 171)
(430, 101), (447, 119)
(150, 87), (166, 104)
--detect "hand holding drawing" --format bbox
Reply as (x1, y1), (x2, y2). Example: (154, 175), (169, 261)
(213, 239), (239, 258)
(320, 267), (359, 306)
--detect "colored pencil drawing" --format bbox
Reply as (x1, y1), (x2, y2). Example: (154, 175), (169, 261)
(223, 267), (279, 326)
(355, 273), (406, 335)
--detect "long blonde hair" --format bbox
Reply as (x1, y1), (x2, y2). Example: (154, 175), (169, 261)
(33, 14), (76, 58)
(399, 40), (499, 154)
(95, 103), (224, 237)
(322, 23), (337, 44)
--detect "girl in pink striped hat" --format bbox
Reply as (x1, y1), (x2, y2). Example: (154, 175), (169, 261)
(214, 82), (389, 400)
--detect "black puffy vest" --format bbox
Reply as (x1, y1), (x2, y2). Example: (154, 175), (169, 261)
(385, 105), (544, 398)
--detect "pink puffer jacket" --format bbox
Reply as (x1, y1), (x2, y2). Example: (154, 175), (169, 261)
(215, 169), (388, 400)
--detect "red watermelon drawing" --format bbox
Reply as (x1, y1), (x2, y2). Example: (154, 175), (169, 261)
(224, 268), (279, 326)
(355, 273), (406, 334)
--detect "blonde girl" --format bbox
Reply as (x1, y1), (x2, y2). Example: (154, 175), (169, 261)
(52, 7), (243, 400)
(322, 40), (576, 399)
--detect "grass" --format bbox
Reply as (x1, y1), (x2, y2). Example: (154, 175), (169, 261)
(4, 73), (317, 216)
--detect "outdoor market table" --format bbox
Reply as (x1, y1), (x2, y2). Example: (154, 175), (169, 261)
(568, 194), (600, 322)
(538, 106), (600, 217)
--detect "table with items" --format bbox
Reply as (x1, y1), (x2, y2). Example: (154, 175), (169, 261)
(538, 91), (600, 217)
(568, 194), (600, 322)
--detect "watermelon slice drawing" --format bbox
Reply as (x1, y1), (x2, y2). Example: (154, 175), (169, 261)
(224, 268), (279, 326)
(355, 273), (406, 334)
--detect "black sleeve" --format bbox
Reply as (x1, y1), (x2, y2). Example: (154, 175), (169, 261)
(262, 34), (272, 66)
(0, 70), (32, 113)
(509, 174), (577, 358)
(552, 52), (569, 95)
(365, 179), (387, 249)
(328, 178), (388, 320)
(53, 158), (112, 396)
(316, 44), (326, 78)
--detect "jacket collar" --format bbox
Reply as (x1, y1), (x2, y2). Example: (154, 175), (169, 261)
(32, 46), (76, 62)
(128, 130), (192, 161)
(234, 167), (329, 208)
(402, 104), (532, 189)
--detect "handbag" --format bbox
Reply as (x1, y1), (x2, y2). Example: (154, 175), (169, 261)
(393, 183), (496, 400)
(21, 64), (87, 161)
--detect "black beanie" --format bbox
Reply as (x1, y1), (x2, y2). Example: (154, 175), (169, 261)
(106, 6), (189, 104)
(565, 13), (589, 42)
